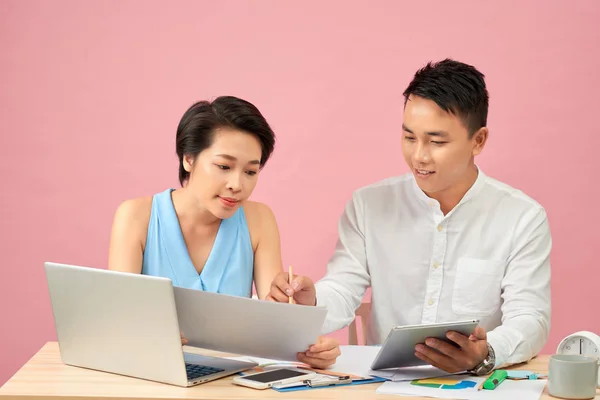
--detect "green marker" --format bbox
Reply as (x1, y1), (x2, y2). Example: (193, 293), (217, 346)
(483, 370), (508, 390)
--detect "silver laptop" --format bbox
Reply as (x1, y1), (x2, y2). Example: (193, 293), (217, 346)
(44, 262), (257, 387)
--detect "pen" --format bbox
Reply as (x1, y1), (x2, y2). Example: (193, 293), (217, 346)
(305, 376), (352, 387)
(288, 265), (294, 304)
(482, 370), (508, 390)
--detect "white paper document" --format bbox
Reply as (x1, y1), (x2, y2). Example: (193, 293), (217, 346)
(174, 287), (327, 361)
(328, 345), (448, 381)
(326, 345), (382, 377)
(376, 374), (547, 400)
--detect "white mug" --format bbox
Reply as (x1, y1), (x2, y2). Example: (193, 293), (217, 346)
(548, 354), (599, 399)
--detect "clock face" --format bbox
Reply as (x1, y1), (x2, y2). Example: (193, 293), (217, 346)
(558, 335), (599, 357)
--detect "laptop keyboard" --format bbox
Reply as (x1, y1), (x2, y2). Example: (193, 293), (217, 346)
(185, 363), (225, 380)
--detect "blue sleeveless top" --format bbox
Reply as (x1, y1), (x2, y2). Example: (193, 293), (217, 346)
(142, 189), (254, 297)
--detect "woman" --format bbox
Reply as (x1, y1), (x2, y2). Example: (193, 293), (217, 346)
(108, 96), (339, 368)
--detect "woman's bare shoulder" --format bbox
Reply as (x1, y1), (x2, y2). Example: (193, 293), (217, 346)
(112, 196), (154, 240)
(115, 196), (153, 222)
(242, 201), (277, 249)
(243, 200), (276, 224)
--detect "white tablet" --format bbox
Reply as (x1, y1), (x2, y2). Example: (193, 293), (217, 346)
(370, 319), (479, 370)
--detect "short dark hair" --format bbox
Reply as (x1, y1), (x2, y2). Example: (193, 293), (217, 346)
(403, 59), (489, 136)
(175, 96), (276, 185)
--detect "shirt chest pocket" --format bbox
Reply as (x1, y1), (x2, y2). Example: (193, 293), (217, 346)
(452, 257), (504, 317)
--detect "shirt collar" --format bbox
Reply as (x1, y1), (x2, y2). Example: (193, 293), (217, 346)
(411, 165), (487, 208)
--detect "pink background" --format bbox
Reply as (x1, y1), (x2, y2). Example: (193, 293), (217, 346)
(1, 0), (599, 385)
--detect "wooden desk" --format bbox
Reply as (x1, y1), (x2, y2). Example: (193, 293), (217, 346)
(0, 342), (597, 400)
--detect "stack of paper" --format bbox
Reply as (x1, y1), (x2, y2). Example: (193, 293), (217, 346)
(376, 375), (547, 400)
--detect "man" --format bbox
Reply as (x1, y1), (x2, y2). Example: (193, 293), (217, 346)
(268, 59), (551, 375)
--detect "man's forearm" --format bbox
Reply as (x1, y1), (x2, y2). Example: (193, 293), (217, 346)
(487, 312), (550, 368)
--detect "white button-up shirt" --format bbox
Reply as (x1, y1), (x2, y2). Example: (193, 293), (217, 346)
(315, 168), (551, 368)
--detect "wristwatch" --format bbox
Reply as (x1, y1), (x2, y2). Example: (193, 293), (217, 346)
(468, 343), (495, 375)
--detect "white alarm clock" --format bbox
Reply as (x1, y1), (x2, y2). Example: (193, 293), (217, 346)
(556, 330), (600, 386)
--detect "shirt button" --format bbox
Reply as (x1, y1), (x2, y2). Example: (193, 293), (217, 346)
(429, 201), (435, 207)
(428, 298), (434, 306)
(437, 224), (443, 232)
(433, 262), (439, 269)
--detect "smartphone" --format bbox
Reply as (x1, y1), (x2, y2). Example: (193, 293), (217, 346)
(232, 368), (316, 390)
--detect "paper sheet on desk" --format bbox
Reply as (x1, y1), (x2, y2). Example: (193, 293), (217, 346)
(328, 345), (448, 381)
(376, 375), (547, 400)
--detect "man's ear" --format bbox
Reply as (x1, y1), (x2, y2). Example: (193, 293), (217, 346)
(471, 127), (488, 156)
